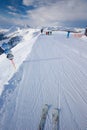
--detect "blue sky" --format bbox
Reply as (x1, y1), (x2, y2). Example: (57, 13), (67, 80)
(0, 0), (87, 28)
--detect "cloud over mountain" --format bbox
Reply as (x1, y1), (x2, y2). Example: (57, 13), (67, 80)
(0, 0), (87, 27)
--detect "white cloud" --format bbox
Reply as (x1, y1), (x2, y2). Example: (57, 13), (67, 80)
(7, 6), (17, 12)
(0, 15), (26, 27)
(23, 0), (33, 6)
(8, 12), (17, 16)
(1, 0), (87, 27)
(23, 0), (57, 7)
(25, 0), (87, 26)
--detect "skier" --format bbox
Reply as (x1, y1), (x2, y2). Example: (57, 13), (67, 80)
(46, 32), (48, 35)
(50, 31), (52, 35)
(84, 27), (87, 36)
(41, 28), (43, 33)
(67, 31), (70, 38)
(6, 53), (14, 60)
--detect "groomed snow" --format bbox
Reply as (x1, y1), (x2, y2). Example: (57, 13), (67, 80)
(0, 30), (87, 130)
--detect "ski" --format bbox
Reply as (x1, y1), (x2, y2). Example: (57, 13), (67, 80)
(52, 108), (59, 130)
(39, 104), (49, 130)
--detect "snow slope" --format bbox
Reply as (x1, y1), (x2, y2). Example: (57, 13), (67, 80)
(0, 31), (87, 130)
(0, 28), (40, 95)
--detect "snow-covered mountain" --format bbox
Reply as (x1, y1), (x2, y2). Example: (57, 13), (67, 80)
(0, 27), (87, 130)
(43, 26), (84, 33)
(0, 27), (40, 95)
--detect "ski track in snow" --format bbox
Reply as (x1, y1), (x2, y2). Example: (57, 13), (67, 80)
(0, 31), (87, 130)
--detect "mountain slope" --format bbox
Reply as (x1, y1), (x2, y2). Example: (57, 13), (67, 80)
(0, 31), (87, 130)
(0, 28), (40, 95)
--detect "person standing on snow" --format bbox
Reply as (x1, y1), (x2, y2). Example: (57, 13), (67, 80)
(84, 27), (87, 36)
(67, 31), (70, 38)
(41, 28), (43, 33)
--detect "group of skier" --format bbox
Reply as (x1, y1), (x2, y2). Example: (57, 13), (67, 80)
(41, 26), (87, 38)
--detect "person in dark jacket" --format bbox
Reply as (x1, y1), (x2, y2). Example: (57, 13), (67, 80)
(41, 28), (43, 33)
(84, 27), (87, 36)
(67, 31), (70, 38)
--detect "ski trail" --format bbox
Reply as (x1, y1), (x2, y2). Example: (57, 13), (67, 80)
(0, 32), (87, 130)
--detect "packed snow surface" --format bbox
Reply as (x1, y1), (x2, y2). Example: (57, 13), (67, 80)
(0, 30), (87, 130)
